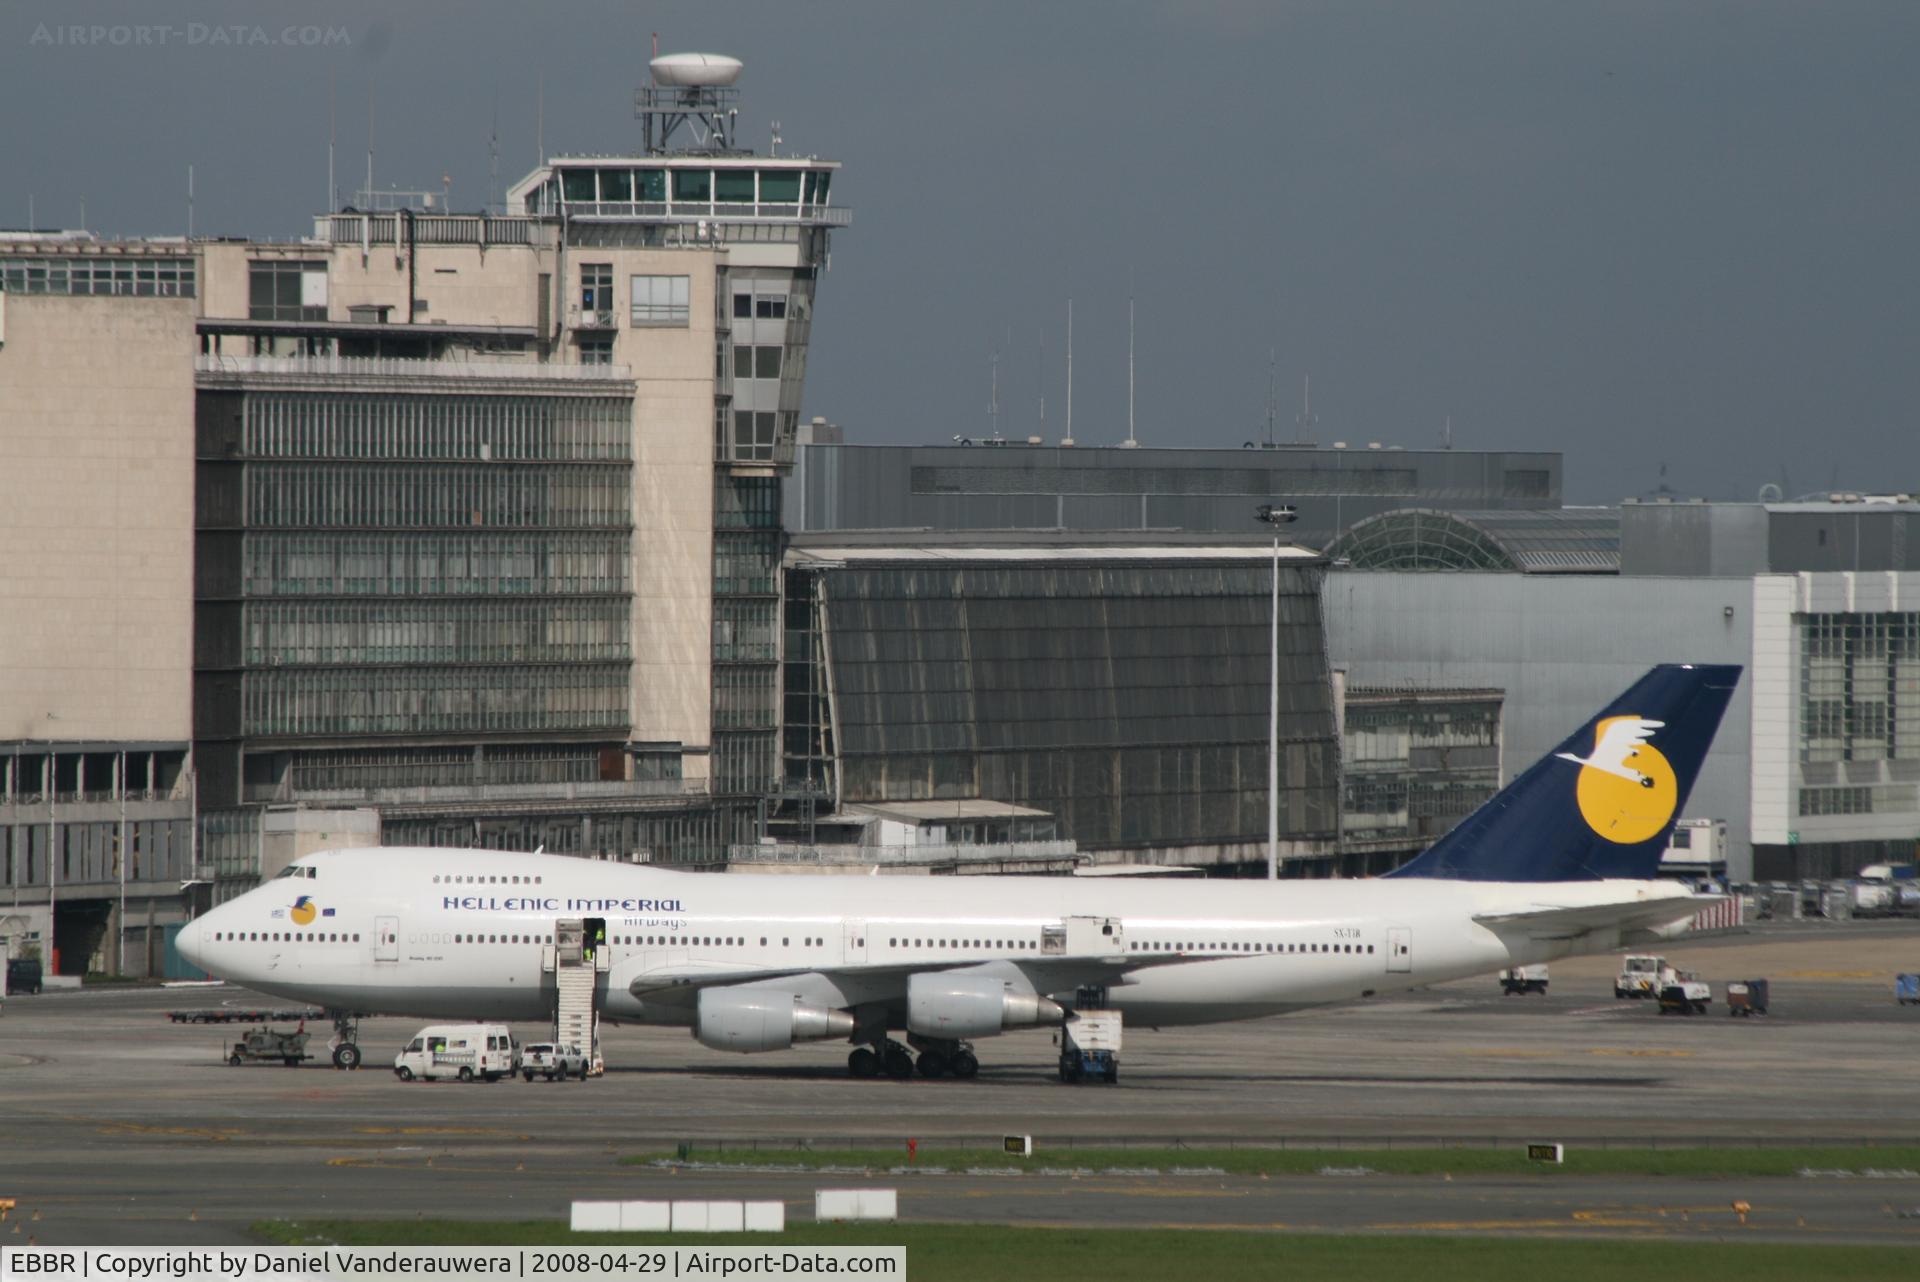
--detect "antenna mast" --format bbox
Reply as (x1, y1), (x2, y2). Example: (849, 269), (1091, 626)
(988, 342), (1000, 438)
(489, 96), (500, 213)
(327, 69), (336, 212)
(1064, 299), (1074, 445)
(1037, 329), (1046, 432)
(365, 84), (375, 206)
(1296, 374), (1317, 445)
(1266, 350), (1277, 447)
(1126, 286), (1137, 447)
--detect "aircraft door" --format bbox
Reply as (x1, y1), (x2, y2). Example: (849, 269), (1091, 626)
(844, 920), (868, 965)
(1386, 927), (1411, 973)
(375, 916), (400, 963)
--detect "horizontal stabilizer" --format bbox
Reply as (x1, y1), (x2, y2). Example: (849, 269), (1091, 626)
(1474, 895), (1712, 942)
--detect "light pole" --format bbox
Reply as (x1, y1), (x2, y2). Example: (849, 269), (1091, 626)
(1255, 504), (1298, 879)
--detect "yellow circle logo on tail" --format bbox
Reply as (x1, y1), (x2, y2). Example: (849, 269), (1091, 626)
(290, 896), (318, 926)
(1562, 715), (1678, 845)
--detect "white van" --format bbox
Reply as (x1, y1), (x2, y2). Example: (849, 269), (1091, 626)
(393, 1024), (520, 1082)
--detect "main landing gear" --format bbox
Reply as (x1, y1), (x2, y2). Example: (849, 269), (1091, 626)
(846, 1040), (913, 1080)
(844, 1037), (978, 1081)
(327, 1010), (363, 1070)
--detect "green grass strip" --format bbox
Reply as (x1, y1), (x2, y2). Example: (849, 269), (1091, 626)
(620, 1143), (1920, 1179)
(253, 1221), (1920, 1282)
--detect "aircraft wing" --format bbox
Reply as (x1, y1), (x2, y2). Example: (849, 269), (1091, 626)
(1473, 895), (1712, 943)
(625, 950), (1209, 1006)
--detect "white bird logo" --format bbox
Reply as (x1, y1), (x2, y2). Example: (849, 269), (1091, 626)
(1556, 718), (1664, 788)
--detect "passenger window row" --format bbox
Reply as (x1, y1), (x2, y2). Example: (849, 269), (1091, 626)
(214, 931), (360, 943)
(433, 873), (542, 885)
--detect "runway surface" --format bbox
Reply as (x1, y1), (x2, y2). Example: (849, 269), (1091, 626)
(2, 919), (1917, 1246)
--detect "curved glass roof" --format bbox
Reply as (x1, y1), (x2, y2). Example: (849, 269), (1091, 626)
(1325, 508), (1620, 573)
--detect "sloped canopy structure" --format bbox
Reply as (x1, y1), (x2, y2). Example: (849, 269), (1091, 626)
(1325, 508), (1620, 573)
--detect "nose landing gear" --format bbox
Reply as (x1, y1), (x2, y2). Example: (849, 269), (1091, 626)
(327, 1010), (363, 1070)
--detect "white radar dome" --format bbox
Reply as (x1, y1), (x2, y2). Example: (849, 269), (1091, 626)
(650, 53), (744, 87)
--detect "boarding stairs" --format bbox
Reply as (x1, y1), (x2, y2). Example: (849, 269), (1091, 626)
(545, 918), (608, 1075)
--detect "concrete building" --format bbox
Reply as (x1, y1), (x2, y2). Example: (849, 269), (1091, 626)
(0, 241), (201, 974)
(786, 442), (1563, 551)
(1339, 686), (1503, 873)
(780, 532), (1342, 870)
(1324, 497), (1920, 883)
(1, 53), (850, 963)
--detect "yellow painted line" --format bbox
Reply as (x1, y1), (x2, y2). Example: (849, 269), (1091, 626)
(323, 1156), (504, 1174)
(1368, 1219), (1584, 1231)
(1571, 1210), (1665, 1227)
(1774, 969), (1887, 980)
(354, 1126), (531, 1139)
(1586, 1048), (1694, 1058)
(1457, 1048), (1557, 1059)
(86, 1121), (245, 1141)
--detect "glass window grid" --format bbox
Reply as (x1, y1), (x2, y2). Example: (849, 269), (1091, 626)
(554, 167), (827, 212)
(713, 476), (781, 529)
(241, 663), (629, 737)
(242, 532), (629, 596)
(243, 393), (631, 462)
(1798, 612), (1920, 764)
(242, 598), (630, 667)
(630, 275), (690, 326)
(0, 256), (196, 297)
(248, 261), (326, 322)
(289, 745), (608, 792)
(243, 463), (631, 529)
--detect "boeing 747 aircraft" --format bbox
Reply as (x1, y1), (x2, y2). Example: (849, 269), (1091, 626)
(179, 664), (1739, 1079)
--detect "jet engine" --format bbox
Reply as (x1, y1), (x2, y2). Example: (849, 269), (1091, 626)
(694, 988), (855, 1053)
(906, 973), (1066, 1040)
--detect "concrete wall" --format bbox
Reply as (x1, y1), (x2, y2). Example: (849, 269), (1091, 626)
(0, 294), (196, 741)
(1620, 503), (1769, 577)
(1323, 571), (1756, 879)
(616, 248), (720, 774)
(787, 444), (1563, 549)
(198, 235), (727, 776)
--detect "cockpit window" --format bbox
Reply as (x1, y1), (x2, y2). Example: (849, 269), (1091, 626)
(274, 865), (317, 880)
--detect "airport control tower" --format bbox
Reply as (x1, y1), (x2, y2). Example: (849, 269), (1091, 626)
(501, 52), (848, 801)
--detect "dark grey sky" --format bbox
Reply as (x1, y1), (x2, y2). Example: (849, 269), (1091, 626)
(5, 1), (1916, 503)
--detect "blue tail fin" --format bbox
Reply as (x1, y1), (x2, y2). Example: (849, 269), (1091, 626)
(1386, 664), (1741, 882)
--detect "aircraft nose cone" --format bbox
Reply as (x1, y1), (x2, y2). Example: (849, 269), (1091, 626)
(177, 921), (207, 971)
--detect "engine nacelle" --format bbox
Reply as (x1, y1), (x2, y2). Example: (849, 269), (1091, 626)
(907, 973), (1066, 1040)
(694, 988), (855, 1054)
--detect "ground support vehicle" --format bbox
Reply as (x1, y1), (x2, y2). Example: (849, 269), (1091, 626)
(1727, 979), (1770, 1016)
(1897, 974), (1920, 1006)
(6, 959), (42, 995)
(169, 1007), (322, 1024)
(1657, 972), (1712, 1016)
(227, 1025), (311, 1066)
(521, 1042), (588, 1081)
(1056, 1010), (1121, 1084)
(1500, 965), (1549, 995)
(392, 1023), (519, 1082)
(1616, 954), (1668, 999)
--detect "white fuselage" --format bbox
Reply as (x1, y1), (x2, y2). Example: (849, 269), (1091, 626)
(182, 848), (1698, 1035)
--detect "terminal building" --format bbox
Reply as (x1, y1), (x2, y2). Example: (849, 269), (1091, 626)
(779, 532), (1342, 871)
(786, 441), (1563, 551)
(1325, 496), (1920, 883)
(10, 50), (1907, 981)
(0, 52), (849, 973)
